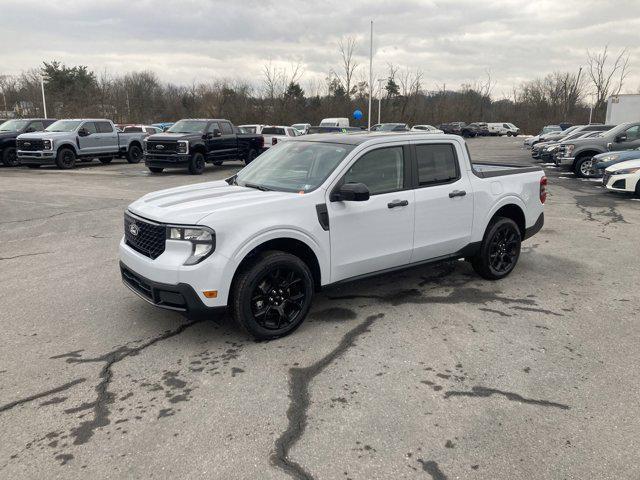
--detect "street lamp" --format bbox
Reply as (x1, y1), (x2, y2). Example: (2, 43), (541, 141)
(40, 75), (47, 119)
(377, 78), (385, 124)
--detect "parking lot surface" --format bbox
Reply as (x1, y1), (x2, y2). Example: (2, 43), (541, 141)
(1, 136), (639, 479)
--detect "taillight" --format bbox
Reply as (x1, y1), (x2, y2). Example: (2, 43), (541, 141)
(540, 176), (548, 203)
(272, 138), (278, 145)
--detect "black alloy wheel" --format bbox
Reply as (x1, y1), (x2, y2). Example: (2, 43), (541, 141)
(472, 217), (521, 280)
(127, 145), (142, 164)
(250, 267), (307, 331)
(188, 152), (205, 175)
(56, 148), (76, 169)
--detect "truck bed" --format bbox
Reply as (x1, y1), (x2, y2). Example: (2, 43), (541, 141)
(472, 162), (542, 178)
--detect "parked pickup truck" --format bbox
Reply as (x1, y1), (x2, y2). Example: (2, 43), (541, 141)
(119, 132), (546, 340)
(556, 122), (640, 177)
(0, 118), (56, 166)
(143, 118), (264, 175)
(17, 119), (146, 169)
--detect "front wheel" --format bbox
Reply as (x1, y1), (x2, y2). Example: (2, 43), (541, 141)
(188, 152), (205, 175)
(635, 180), (640, 198)
(574, 156), (595, 178)
(230, 251), (314, 340)
(127, 145), (142, 163)
(471, 217), (521, 280)
(2, 147), (18, 166)
(55, 148), (76, 169)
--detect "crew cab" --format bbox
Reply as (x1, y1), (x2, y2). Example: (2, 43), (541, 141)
(143, 119), (264, 174)
(0, 118), (56, 166)
(17, 119), (146, 169)
(261, 125), (300, 149)
(119, 132), (546, 340)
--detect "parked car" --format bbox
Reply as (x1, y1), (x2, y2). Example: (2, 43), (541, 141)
(439, 122), (477, 137)
(291, 123), (311, 135)
(319, 117), (350, 127)
(370, 123), (410, 132)
(593, 148), (640, 176)
(524, 125), (567, 148)
(119, 132), (546, 340)
(537, 132), (604, 162)
(307, 126), (361, 134)
(487, 123), (520, 136)
(143, 119), (264, 174)
(602, 158), (640, 196)
(239, 124), (265, 134)
(531, 125), (614, 160)
(17, 119), (146, 169)
(556, 122), (640, 177)
(0, 118), (56, 166)
(261, 126), (300, 149)
(468, 122), (490, 136)
(411, 125), (444, 133)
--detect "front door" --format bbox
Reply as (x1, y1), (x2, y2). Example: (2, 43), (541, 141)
(77, 122), (100, 156)
(410, 142), (474, 261)
(610, 124), (640, 151)
(205, 122), (223, 161)
(327, 145), (415, 282)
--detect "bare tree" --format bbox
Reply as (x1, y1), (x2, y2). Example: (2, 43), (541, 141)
(332, 36), (359, 98)
(586, 45), (630, 119)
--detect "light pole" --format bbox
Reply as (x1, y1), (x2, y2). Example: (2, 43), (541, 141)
(377, 78), (385, 124)
(40, 75), (47, 119)
(367, 20), (373, 131)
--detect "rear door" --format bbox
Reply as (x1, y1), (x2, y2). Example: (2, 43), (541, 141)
(410, 141), (473, 261)
(78, 122), (100, 155)
(327, 144), (415, 282)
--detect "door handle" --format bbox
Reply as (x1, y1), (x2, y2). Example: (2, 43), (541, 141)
(387, 199), (409, 209)
(449, 190), (467, 198)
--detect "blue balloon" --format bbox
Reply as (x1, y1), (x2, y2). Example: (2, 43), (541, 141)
(353, 109), (363, 120)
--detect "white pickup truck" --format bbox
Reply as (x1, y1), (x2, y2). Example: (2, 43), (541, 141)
(119, 132), (546, 339)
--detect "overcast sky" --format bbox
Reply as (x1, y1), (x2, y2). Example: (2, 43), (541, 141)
(2, 0), (640, 98)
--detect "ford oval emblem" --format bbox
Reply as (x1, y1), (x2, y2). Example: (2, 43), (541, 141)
(24, 142), (31, 146)
(129, 223), (139, 236)
(156, 144), (164, 150)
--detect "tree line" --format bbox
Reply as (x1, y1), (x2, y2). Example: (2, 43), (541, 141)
(0, 44), (631, 134)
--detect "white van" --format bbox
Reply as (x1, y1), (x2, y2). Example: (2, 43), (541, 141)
(487, 123), (520, 136)
(319, 117), (350, 127)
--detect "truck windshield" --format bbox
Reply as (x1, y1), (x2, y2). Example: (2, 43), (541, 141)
(0, 119), (29, 132)
(46, 120), (82, 132)
(166, 120), (207, 134)
(235, 141), (354, 193)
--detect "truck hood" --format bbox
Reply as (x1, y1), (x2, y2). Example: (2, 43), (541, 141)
(128, 180), (299, 224)
(146, 132), (199, 142)
(17, 131), (72, 140)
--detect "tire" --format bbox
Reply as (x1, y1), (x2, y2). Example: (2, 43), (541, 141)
(213, 160), (223, 166)
(230, 250), (314, 340)
(188, 152), (205, 175)
(2, 147), (18, 167)
(55, 148), (76, 169)
(245, 149), (257, 165)
(471, 217), (522, 280)
(127, 145), (142, 164)
(635, 180), (640, 198)
(574, 155), (595, 178)
(148, 167), (163, 173)
(507, 132), (513, 137)
(99, 157), (113, 164)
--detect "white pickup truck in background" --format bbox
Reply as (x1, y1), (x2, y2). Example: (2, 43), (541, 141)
(119, 132), (546, 339)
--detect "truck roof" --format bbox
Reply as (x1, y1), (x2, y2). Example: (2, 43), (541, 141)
(176, 118), (231, 122)
(57, 118), (112, 122)
(294, 131), (463, 146)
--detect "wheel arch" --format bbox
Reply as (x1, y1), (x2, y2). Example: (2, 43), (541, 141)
(482, 198), (527, 239)
(57, 142), (78, 154)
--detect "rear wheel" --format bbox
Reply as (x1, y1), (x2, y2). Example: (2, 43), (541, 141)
(55, 148), (76, 169)
(2, 147), (18, 166)
(127, 145), (142, 164)
(471, 217), (521, 280)
(635, 180), (640, 198)
(188, 152), (205, 175)
(230, 251), (314, 340)
(574, 156), (595, 178)
(148, 167), (163, 173)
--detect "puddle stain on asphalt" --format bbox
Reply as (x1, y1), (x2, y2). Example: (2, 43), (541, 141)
(443, 386), (570, 410)
(417, 459), (448, 480)
(271, 313), (385, 480)
(0, 378), (87, 414)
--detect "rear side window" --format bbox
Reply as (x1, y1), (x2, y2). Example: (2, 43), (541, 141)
(96, 122), (113, 133)
(415, 144), (460, 186)
(343, 146), (404, 195)
(221, 122), (233, 134)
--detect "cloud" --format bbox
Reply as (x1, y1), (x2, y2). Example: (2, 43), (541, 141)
(1, 0), (639, 97)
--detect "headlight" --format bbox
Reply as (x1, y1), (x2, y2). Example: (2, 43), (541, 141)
(177, 141), (189, 154)
(168, 226), (215, 265)
(599, 154), (619, 162)
(142, 139), (148, 151)
(613, 167), (640, 175)
(564, 144), (575, 156)
(43, 139), (52, 150)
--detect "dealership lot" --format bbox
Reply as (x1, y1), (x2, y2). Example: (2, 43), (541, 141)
(1, 136), (639, 479)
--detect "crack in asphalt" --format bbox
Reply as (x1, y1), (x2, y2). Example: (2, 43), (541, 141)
(0, 379), (87, 414)
(60, 319), (205, 446)
(444, 386), (570, 410)
(0, 251), (52, 261)
(0, 206), (120, 225)
(271, 313), (384, 480)
(417, 459), (448, 480)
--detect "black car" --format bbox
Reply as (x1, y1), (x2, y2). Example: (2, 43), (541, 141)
(468, 122), (489, 136)
(439, 122), (478, 137)
(143, 119), (264, 175)
(0, 118), (57, 166)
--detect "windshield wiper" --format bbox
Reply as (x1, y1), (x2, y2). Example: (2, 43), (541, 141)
(243, 182), (271, 191)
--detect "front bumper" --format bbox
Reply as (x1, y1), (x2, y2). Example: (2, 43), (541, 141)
(18, 150), (56, 164)
(144, 152), (190, 167)
(603, 173), (636, 192)
(555, 156), (574, 165)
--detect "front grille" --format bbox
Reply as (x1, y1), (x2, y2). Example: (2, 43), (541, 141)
(17, 139), (44, 151)
(146, 141), (177, 154)
(124, 213), (166, 259)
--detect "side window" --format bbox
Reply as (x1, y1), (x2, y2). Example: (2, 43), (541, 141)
(29, 121), (44, 131)
(124, 126), (143, 132)
(624, 125), (640, 141)
(207, 122), (220, 133)
(220, 122), (233, 134)
(82, 122), (98, 134)
(415, 143), (460, 186)
(342, 146), (404, 195)
(97, 122), (113, 133)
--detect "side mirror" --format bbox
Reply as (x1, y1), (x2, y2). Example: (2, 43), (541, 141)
(616, 134), (627, 142)
(204, 132), (214, 139)
(213, 129), (222, 137)
(25, 127), (36, 133)
(331, 182), (370, 202)
(78, 128), (89, 137)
